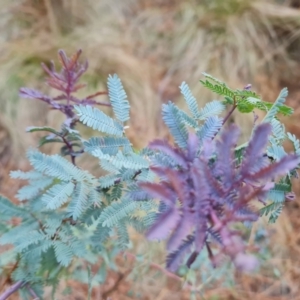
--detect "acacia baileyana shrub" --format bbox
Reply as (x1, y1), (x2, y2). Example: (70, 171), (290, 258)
(0, 50), (299, 299)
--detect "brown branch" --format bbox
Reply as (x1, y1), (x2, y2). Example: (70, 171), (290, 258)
(113, 170), (142, 185)
(102, 270), (131, 299)
(0, 261), (19, 292)
(86, 91), (108, 99)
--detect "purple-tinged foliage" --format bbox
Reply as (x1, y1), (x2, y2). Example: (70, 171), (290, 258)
(240, 124), (271, 179)
(3, 47), (300, 299)
(148, 140), (188, 168)
(139, 123), (300, 272)
(166, 235), (195, 271)
(19, 49), (109, 119)
(146, 208), (181, 241)
(19, 50), (111, 165)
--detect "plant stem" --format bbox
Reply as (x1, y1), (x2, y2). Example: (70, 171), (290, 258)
(223, 96), (237, 125)
(113, 170), (142, 185)
(102, 271), (130, 299)
(0, 281), (25, 300)
(26, 284), (40, 299)
(61, 135), (76, 165)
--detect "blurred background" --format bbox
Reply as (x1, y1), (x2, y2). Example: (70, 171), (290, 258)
(1, 0), (300, 299)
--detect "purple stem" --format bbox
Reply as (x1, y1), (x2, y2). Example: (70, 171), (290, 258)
(81, 99), (111, 107)
(26, 284), (39, 299)
(66, 74), (71, 107)
(70, 95), (111, 107)
(222, 97), (237, 125)
(0, 281), (25, 300)
(61, 135), (76, 165)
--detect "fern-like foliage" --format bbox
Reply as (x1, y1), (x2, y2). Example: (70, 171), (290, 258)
(1, 50), (300, 299)
(107, 74), (130, 123)
(0, 196), (29, 220)
(162, 102), (188, 149)
(99, 198), (138, 227)
(91, 149), (149, 170)
(179, 82), (199, 119)
(138, 123), (300, 272)
(196, 116), (223, 141)
(84, 137), (132, 155)
(262, 88), (289, 123)
(75, 105), (124, 136)
(201, 73), (293, 116)
(287, 132), (300, 156)
(198, 100), (225, 120)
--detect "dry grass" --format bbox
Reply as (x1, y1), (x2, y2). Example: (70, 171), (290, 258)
(1, 0), (300, 299)
(1, 0), (300, 149)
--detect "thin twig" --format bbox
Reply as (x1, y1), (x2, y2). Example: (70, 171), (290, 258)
(81, 99), (111, 107)
(102, 270), (131, 299)
(86, 91), (108, 99)
(61, 135), (76, 165)
(26, 284), (40, 299)
(70, 95), (111, 107)
(222, 96), (237, 125)
(113, 170), (142, 186)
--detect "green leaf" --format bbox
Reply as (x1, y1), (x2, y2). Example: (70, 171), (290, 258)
(162, 102), (188, 149)
(200, 73), (235, 98)
(179, 110), (198, 128)
(237, 99), (255, 113)
(92, 149), (149, 170)
(91, 223), (111, 245)
(75, 105), (124, 136)
(287, 132), (300, 156)
(42, 181), (75, 210)
(198, 100), (225, 120)
(117, 220), (129, 250)
(67, 183), (89, 220)
(84, 136), (131, 155)
(26, 126), (60, 135)
(107, 74), (130, 123)
(196, 116), (222, 141)
(99, 199), (138, 227)
(10, 170), (43, 180)
(262, 88), (289, 123)
(38, 136), (63, 147)
(16, 178), (53, 201)
(269, 204), (284, 223)
(179, 82), (199, 119)
(0, 220), (38, 246)
(0, 195), (29, 219)
(53, 241), (73, 267)
(267, 183), (290, 203)
(14, 230), (46, 252)
(28, 150), (96, 182)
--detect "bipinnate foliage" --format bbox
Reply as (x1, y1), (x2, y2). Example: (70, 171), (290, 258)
(200, 73), (293, 116)
(20, 49), (110, 163)
(140, 124), (299, 272)
(0, 50), (299, 299)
